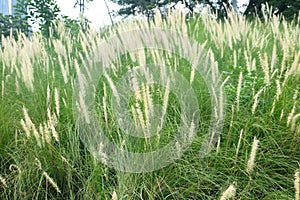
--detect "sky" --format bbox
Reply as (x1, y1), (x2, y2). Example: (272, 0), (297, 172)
(57, 0), (120, 29)
(57, 0), (249, 30)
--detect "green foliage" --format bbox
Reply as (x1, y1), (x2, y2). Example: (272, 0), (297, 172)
(0, 0), (62, 42)
(244, 0), (300, 19)
(0, 0), (31, 41)
(26, 0), (61, 37)
(111, 0), (300, 20)
(0, 0), (90, 40)
(0, 8), (300, 200)
(110, 0), (199, 18)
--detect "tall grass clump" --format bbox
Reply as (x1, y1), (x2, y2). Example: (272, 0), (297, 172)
(0, 6), (299, 199)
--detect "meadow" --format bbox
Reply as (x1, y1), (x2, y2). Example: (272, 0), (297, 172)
(0, 7), (300, 199)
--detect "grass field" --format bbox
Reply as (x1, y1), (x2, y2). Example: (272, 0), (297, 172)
(0, 8), (300, 199)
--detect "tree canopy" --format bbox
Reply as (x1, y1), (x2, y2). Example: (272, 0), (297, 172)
(0, 0), (31, 39)
(26, 0), (61, 37)
(0, 0), (61, 38)
(245, 0), (300, 19)
(0, 0), (86, 40)
(110, 0), (300, 19)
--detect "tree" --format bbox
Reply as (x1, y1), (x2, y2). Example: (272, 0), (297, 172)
(244, 0), (300, 19)
(0, 0), (31, 41)
(26, 0), (61, 37)
(74, 0), (94, 16)
(110, 0), (199, 19)
(109, 0), (244, 19)
(110, 0), (300, 20)
(1, 0), (61, 38)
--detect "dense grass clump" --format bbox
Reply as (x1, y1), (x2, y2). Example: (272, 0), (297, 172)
(0, 8), (299, 199)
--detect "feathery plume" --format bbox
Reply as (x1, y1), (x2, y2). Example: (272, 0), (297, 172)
(98, 143), (108, 165)
(35, 157), (42, 170)
(54, 88), (60, 117)
(50, 124), (59, 142)
(105, 72), (120, 104)
(270, 44), (277, 73)
(291, 113), (300, 132)
(236, 71), (243, 111)
(46, 84), (51, 107)
(20, 119), (30, 138)
(112, 191), (118, 200)
(252, 88), (264, 114)
(32, 123), (41, 147)
(43, 172), (61, 193)
(159, 79), (170, 130)
(280, 109), (284, 121)
(22, 107), (41, 147)
(154, 8), (162, 27)
(141, 84), (150, 129)
(287, 104), (296, 127)
(190, 65), (195, 84)
(0, 175), (7, 188)
(220, 183), (236, 200)
(43, 122), (51, 144)
(246, 137), (259, 174)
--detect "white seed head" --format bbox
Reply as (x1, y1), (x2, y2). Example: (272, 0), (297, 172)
(220, 183), (236, 200)
(246, 137), (259, 174)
